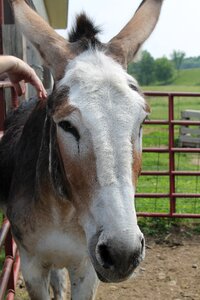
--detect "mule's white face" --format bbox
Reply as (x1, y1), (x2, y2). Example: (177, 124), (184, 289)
(53, 50), (148, 282)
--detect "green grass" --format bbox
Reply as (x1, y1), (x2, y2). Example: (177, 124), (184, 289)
(142, 86), (200, 127)
(141, 68), (200, 87)
(173, 68), (200, 86)
(138, 216), (200, 237)
(135, 85), (200, 216)
(143, 85), (200, 92)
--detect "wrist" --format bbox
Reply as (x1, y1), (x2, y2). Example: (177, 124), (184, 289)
(0, 55), (19, 74)
(6, 56), (20, 73)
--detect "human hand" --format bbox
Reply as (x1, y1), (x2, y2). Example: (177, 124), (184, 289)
(0, 56), (47, 99)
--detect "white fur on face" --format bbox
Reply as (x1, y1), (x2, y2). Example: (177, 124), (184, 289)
(58, 50), (147, 238)
(58, 50), (146, 186)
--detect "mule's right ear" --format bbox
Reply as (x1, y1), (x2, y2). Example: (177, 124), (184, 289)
(106, 0), (163, 68)
(10, 0), (75, 80)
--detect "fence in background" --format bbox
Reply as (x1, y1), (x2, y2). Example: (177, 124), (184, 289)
(0, 82), (20, 299)
(0, 220), (20, 300)
(0, 81), (18, 133)
(136, 91), (200, 218)
(179, 109), (200, 147)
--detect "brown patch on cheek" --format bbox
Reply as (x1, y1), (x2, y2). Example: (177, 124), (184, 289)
(132, 149), (142, 188)
(57, 136), (97, 213)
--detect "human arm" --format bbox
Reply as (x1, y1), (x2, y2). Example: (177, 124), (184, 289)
(0, 55), (47, 99)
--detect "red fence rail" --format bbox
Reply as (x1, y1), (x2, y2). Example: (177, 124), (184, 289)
(0, 82), (20, 299)
(0, 81), (19, 133)
(0, 219), (20, 300)
(136, 91), (200, 218)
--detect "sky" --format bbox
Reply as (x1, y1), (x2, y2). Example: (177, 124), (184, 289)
(57, 0), (200, 59)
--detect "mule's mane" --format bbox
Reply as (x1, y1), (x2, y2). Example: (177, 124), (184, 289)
(68, 13), (101, 47)
(0, 99), (46, 201)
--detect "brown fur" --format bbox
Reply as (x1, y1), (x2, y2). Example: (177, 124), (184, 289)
(54, 104), (79, 122)
(57, 130), (97, 214)
(132, 149), (142, 187)
(108, 0), (163, 67)
(12, 0), (74, 79)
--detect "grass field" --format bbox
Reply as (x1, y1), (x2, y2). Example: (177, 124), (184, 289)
(172, 68), (200, 86)
(135, 84), (200, 215)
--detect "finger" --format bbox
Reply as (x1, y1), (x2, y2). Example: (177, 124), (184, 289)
(20, 81), (26, 94)
(33, 80), (47, 99)
(36, 83), (47, 100)
(28, 70), (47, 99)
(13, 82), (23, 96)
(38, 86), (48, 99)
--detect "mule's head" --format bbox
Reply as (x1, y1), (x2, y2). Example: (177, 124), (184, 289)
(11, 0), (163, 282)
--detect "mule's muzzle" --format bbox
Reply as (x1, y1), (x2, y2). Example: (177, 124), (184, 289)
(89, 231), (145, 283)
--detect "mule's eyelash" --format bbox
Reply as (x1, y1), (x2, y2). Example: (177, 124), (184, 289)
(58, 121), (80, 142)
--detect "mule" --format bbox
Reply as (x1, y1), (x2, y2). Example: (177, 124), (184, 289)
(0, 0), (163, 299)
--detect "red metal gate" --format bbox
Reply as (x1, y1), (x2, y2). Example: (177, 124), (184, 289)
(136, 92), (200, 218)
(0, 219), (20, 300)
(0, 82), (20, 300)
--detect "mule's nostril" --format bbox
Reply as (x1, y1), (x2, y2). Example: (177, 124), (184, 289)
(97, 244), (114, 269)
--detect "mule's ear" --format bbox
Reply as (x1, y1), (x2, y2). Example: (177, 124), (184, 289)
(10, 0), (74, 80)
(107, 0), (163, 68)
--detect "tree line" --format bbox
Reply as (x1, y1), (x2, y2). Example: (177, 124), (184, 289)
(181, 56), (200, 69)
(128, 50), (200, 86)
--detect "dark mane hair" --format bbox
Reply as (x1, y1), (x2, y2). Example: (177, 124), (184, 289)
(68, 13), (101, 47)
(0, 98), (46, 201)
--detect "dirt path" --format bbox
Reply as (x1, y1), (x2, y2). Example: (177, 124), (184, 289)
(16, 233), (200, 300)
(97, 236), (200, 300)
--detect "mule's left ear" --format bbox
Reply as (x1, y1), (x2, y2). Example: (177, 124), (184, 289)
(106, 0), (163, 68)
(10, 0), (75, 80)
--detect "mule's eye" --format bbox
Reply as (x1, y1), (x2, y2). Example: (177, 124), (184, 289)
(129, 84), (138, 92)
(58, 121), (80, 142)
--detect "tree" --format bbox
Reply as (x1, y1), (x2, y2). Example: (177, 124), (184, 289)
(155, 57), (175, 84)
(128, 50), (155, 85)
(171, 50), (186, 72)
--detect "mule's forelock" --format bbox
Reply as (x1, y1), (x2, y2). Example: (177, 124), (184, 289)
(68, 13), (101, 45)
